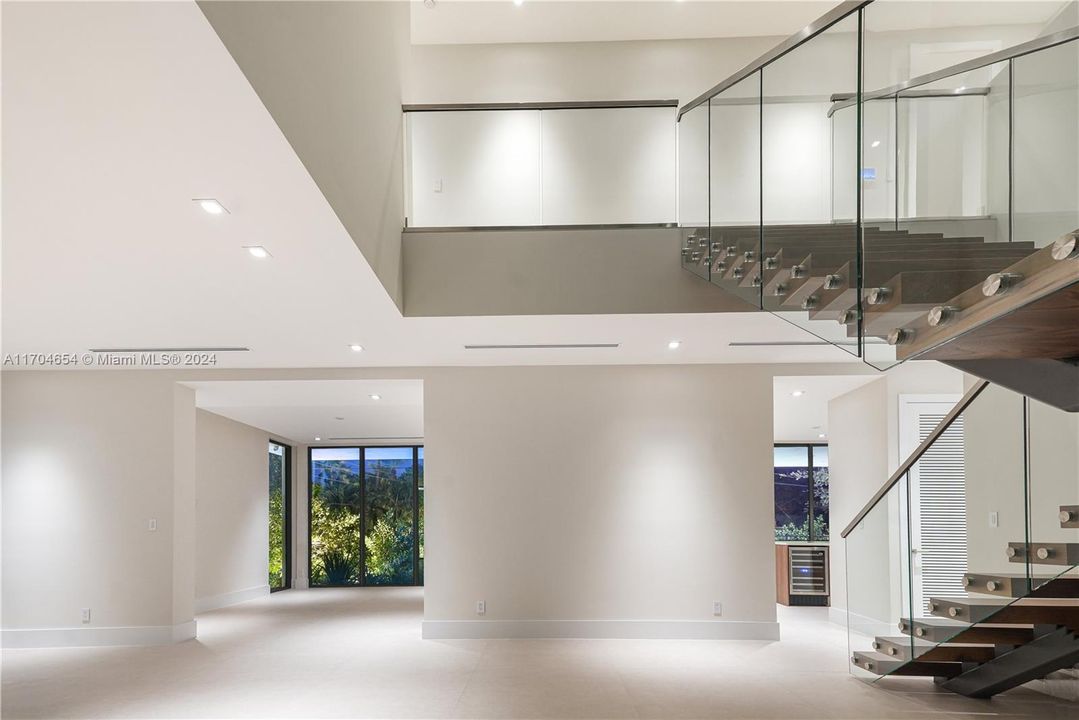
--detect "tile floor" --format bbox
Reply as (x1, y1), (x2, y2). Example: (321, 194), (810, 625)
(3, 588), (1076, 719)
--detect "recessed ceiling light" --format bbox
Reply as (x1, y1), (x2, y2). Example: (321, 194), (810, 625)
(956, 85), (967, 93)
(791, 390), (805, 397)
(667, 340), (681, 349)
(818, 433), (826, 439)
(349, 344), (364, 352)
(245, 245), (270, 259)
(314, 436), (321, 442)
(195, 198), (228, 215)
(370, 394), (381, 400)
(513, 0), (524, 6)
(334, 416), (344, 421)
(870, 140), (881, 148)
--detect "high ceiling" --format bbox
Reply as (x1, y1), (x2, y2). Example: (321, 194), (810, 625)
(410, 1), (837, 46)
(2, 1), (857, 370)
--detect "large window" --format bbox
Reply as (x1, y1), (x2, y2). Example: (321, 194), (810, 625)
(774, 444), (829, 542)
(269, 441), (291, 590)
(309, 445), (423, 587)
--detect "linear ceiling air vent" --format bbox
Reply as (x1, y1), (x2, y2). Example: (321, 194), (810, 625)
(728, 340), (884, 348)
(87, 346), (250, 352)
(464, 343), (619, 350)
(328, 436), (424, 442)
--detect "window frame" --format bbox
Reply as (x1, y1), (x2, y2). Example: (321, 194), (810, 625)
(773, 442), (829, 543)
(307, 444), (424, 588)
(269, 439), (292, 592)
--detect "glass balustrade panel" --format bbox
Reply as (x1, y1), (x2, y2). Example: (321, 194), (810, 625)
(762, 12), (861, 356)
(709, 71), (762, 307)
(678, 103), (711, 279)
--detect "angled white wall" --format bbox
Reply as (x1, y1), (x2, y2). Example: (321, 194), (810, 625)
(194, 410), (275, 612)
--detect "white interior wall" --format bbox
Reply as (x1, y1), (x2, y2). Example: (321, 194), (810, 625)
(422, 364), (780, 639)
(404, 35), (779, 107)
(827, 377), (892, 628)
(709, 95), (760, 225)
(540, 107), (676, 225)
(826, 362), (964, 627)
(678, 104), (710, 227)
(965, 387), (1079, 576)
(407, 106), (676, 227)
(194, 409), (275, 612)
(408, 110), (542, 227)
(762, 102), (834, 224)
(1012, 38), (1079, 246)
(1, 372), (197, 648)
(3, 363), (880, 645)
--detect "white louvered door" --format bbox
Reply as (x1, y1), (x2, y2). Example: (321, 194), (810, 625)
(900, 396), (967, 616)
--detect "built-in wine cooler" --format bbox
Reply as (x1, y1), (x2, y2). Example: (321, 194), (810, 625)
(776, 543), (830, 606)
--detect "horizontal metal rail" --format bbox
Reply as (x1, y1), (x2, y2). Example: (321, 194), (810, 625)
(827, 86), (990, 117)
(403, 100), (678, 113)
(677, 1), (871, 120)
(404, 222), (677, 233)
(829, 26), (1078, 117)
(840, 379), (990, 538)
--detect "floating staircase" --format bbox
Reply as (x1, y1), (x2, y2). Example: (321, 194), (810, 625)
(851, 505), (1079, 698)
(683, 224), (1079, 358)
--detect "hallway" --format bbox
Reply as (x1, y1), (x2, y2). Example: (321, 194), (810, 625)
(3, 589), (1075, 719)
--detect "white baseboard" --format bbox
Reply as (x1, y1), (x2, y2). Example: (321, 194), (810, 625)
(422, 619), (780, 640)
(195, 584), (270, 613)
(1, 620), (196, 649)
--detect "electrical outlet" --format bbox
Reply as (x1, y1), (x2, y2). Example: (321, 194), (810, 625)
(712, 601), (722, 617)
(148, 518), (157, 532)
(475, 600), (486, 616)
(434, 178), (443, 193)
(81, 608), (91, 624)
(989, 511), (999, 528)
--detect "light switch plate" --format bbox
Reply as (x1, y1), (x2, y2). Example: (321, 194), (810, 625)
(148, 518), (158, 532)
(989, 511), (999, 528)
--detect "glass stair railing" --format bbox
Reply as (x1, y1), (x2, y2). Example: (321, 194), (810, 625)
(843, 381), (1079, 698)
(677, 0), (1079, 376)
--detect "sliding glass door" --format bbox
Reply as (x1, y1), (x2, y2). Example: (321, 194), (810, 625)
(309, 445), (423, 587)
(269, 441), (291, 591)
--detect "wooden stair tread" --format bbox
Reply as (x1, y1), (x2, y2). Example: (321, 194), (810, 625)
(852, 651), (964, 678)
(898, 238), (1079, 362)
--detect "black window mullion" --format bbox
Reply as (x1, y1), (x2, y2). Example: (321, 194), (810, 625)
(807, 445), (816, 542)
(359, 446), (366, 587)
(307, 447), (313, 588)
(284, 443), (292, 590)
(412, 446), (420, 586)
